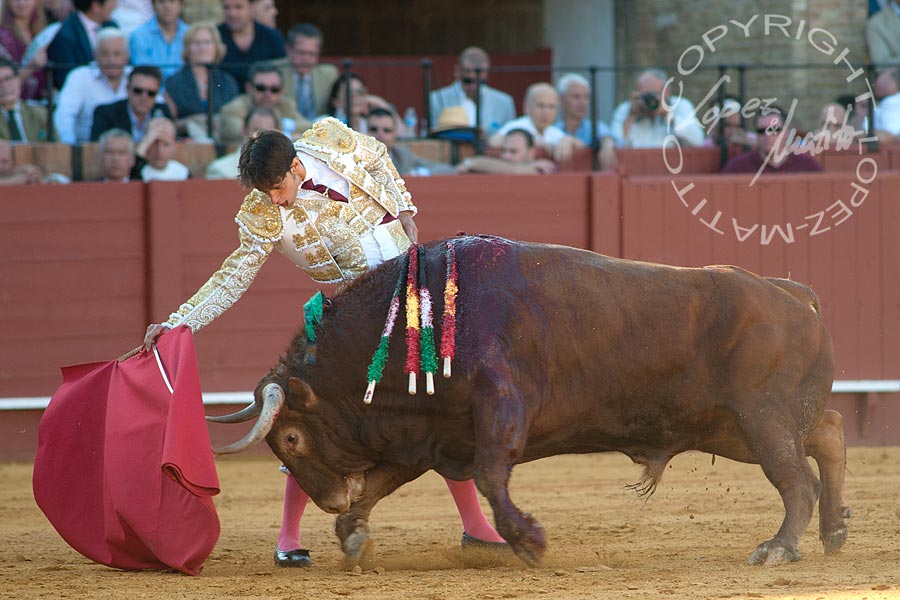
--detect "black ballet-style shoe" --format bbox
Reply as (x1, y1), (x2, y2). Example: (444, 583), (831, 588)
(274, 547), (313, 567)
(460, 532), (510, 550)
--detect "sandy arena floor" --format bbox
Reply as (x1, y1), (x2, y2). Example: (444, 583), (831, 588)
(2, 447), (899, 600)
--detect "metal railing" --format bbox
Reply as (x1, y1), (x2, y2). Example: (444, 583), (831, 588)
(13, 57), (892, 170)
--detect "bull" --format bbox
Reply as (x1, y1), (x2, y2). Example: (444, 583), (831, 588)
(213, 235), (848, 567)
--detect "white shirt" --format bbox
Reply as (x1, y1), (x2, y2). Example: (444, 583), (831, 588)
(296, 150), (350, 199)
(140, 159), (190, 181)
(874, 91), (900, 136)
(205, 150), (240, 180)
(76, 10), (103, 50)
(495, 115), (569, 147)
(610, 96), (705, 148)
(53, 63), (131, 144)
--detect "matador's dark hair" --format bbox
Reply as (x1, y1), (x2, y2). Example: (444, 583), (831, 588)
(238, 129), (295, 191)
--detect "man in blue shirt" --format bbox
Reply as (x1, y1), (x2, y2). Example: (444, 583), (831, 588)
(554, 73), (619, 170)
(129, 0), (189, 85)
(217, 0), (286, 89)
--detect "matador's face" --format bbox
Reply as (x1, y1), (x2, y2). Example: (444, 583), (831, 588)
(265, 156), (305, 206)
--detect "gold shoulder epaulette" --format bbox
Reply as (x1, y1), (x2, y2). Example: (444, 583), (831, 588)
(235, 189), (283, 243)
(302, 117), (357, 154)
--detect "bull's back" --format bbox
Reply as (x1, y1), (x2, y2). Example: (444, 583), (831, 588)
(455, 240), (833, 457)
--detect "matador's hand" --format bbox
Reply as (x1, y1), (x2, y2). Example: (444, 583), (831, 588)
(143, 324), (168, 352)
(399, 211), (418, 244)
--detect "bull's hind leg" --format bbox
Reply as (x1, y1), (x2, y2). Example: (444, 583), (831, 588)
(738, 416), (820, 565)
(469, 363), (545, 566)
(804, 410), (849, 554)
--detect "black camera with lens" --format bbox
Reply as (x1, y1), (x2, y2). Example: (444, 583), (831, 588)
(640, 92), (660, 113)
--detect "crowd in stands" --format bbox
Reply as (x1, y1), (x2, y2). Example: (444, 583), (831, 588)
(3, 0), (900, 185)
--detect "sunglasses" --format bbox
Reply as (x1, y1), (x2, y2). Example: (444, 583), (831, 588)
(757, 126), (783, 134)
(130, 86), (159, 96)
(368, 127), (394, 133)
(461, 77), (487, 85)
(254, 84), (282, 94)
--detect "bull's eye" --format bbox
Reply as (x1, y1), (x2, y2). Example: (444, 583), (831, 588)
(286, 434), (298, 444)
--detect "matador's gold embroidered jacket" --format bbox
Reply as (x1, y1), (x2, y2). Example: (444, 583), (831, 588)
(164, 118), (417, 333)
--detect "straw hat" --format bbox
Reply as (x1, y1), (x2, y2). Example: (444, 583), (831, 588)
(432, 105), (473, 132)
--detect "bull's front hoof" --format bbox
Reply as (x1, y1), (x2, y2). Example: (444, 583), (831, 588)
(821, 525), (849, 555)
(747, 540), (801, 566)
(509, 524), (547, 567)
(341, 531), (375, 571)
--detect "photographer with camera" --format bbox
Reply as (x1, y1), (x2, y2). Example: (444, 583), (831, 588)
(611, 68), (704, 148)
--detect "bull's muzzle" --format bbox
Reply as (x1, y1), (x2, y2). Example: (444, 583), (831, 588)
(319, 473), (365, 514)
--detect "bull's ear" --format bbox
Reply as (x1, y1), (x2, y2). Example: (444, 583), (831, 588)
(288, 377), (318, 410)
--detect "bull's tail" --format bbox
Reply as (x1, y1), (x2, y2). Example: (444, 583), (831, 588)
(767, 277), (821, 316)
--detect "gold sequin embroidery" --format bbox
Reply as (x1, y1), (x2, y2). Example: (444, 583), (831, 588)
(235, 189), (283, 242)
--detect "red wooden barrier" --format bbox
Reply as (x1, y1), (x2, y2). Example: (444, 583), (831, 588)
(0, 182), (146, 395)
(1, 172), (897, 456)
(885, 143), (900, 170)
(817, 148), (888, 173)
(619, 171), (900, 382)
(615, 146), (722, 176)
(409, 173), (592, 248)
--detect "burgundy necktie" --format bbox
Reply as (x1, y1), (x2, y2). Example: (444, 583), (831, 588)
(301, 179), (347, 202)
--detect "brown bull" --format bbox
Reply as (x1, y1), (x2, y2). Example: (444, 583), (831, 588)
(214, 235), (848, 567)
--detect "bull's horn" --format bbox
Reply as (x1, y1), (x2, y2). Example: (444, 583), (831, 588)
(206, 400), (261, 423)
(212, 383), (285, 455)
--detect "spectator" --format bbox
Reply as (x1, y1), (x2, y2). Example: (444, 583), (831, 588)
(0, 58), (53, 141)
(320, 72), (391, 134)
(217, 61), (307, 147)
(44, 0), (74, 22)
(96, 127), (136, 181)
(459, 128), (556, 174)
(721, 106), (822, 174)
(282, 23), (338, 121)
(217, 0), (285, 89)
(47, 0), (118, 87)
(132, 116), (188, 180)
(205, 105), (276, 179)
(490, 82), (581, 161)
(366, 107), (455, 176)
(53, 27), (130, 144)
(611, 68), (704, 148)
(703, 98), (756, 150)
(128, 0), (188, 84)
(874, 67), (900, 140)
(90, 65), (170, 142)
(0, 0), (49, 100)
(429, 46), (516, 136)
(818, 102), (850, 137)
(835, 94), (867, 133)
(0, 138), (45, 183)
(555, 72), (618, 170)
(163, 21), (239, 139)
(111, 0), (152, 37)
(866, 0), (900, 66)
(251, 0), (277, 31)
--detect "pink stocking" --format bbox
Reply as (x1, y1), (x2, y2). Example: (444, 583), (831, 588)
(277, 476), (309, 551)
(443, 477), (505, 542)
